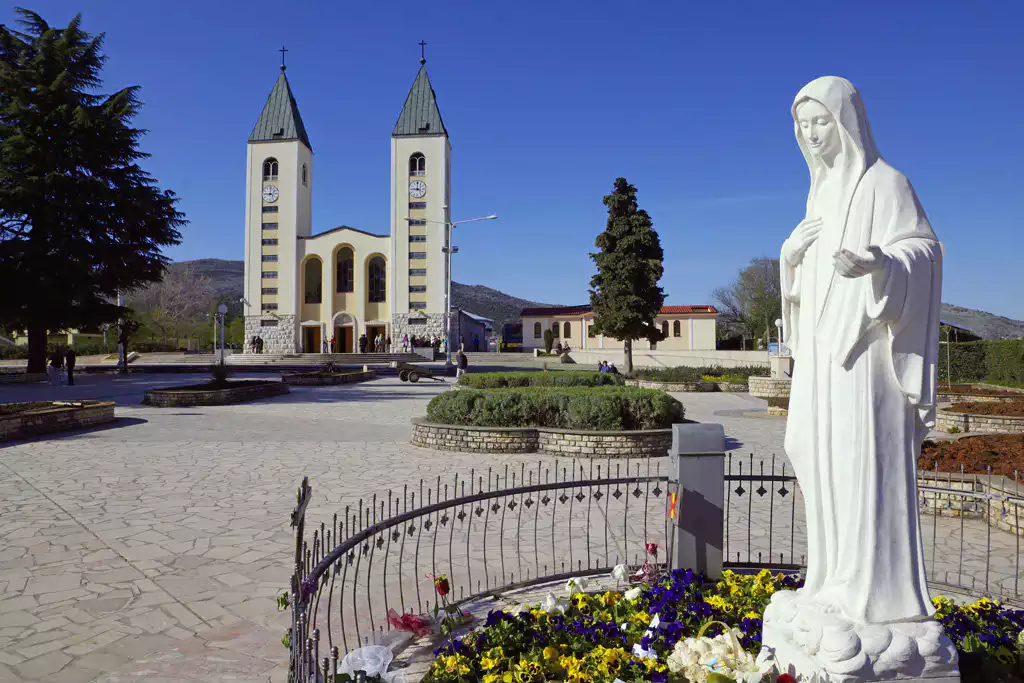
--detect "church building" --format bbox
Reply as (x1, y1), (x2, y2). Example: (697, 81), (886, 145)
(242, 54), (452, 353)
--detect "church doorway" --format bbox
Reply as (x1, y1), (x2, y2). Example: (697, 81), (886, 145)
(334, 326), (353, 353)
(365, 325), (386, 352)
(302, 326), (321, 353)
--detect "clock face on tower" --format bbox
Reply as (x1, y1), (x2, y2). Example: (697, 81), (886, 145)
(262, 185), (279, 203)
(408, 179), (427, 199)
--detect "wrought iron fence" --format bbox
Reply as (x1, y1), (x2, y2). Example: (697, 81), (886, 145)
(723, 453), (804, 571)
(288, 458), (670, 682)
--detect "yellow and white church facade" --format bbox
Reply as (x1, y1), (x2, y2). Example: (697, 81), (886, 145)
(243, 57), (453, 353)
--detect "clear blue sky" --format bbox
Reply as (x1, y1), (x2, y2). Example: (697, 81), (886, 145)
(6, 2), (1023, 318)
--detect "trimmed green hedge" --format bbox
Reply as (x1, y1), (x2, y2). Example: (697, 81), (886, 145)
(632, 365), (770, 383)
(458, 371), (625, 389)
(939, 340), (1024, 385)
(427, 386), (683, 431)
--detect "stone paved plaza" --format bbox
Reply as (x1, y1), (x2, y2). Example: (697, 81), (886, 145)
(0, 373), (1017, 682)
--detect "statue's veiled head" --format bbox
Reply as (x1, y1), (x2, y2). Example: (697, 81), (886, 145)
(792, 76), (880, 176)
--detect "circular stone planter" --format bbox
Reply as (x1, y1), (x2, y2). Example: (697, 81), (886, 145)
(281, 370), (376, 386)
(936, 408), (1024, 435)
(0, 400), (115, 441)
(625, 379), (747, 393)
(143, 380), (289, 407)
(411, 418), (672, 457)
(748, 376), (791, 416)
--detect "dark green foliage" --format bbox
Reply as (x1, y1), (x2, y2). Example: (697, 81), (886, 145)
(0, 10), (185, 372)
(458, 371), (624, 389)
(632, 365), (770, 382)
(426, 386), (683, 431)
(543, 329), (554, 354)
(938, 340), (1024, 385)
(208, 361), (230, 384)
(589, 178), (665, 374)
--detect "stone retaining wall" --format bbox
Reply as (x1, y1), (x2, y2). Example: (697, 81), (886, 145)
(143, 381), (289, 407)
(937, 393), (1021, 404)
(626, 379), (748, 393)
(748, 376), (791, 416)
(281, 370), (376, 386)
(0, 401), (115, 441)
(411, 419), (672, 458)
(935, 409), (1024, 434)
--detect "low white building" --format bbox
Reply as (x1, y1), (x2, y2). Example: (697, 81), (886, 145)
(519, 305), (718, 352)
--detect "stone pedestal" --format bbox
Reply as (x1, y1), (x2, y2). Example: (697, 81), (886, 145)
(770, 353), (794, 379)
(668, 423), (725, 579)
(759, 591), (959, 682)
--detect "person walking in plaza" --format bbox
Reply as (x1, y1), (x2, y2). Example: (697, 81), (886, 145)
(402, 333), (409, 353)
(65, 347), (76, 386)
(456, 344), (468, 379)
(385, 335), (392, 353)
(358, 333), (367, 353)
(256, 336), (264, 354)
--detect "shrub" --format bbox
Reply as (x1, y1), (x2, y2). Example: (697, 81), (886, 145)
(938, 340), (1024, 385)
(426, 386), (683, 430)
(459, 371), (624, 389)
(543, 329), (554, 354)
(632, 365), (769, 383)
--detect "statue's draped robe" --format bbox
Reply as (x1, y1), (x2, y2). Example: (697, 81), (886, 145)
(781, 77), (942, 624)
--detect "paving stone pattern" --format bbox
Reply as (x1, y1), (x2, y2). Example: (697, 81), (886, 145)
(0, 375), (1018, 682)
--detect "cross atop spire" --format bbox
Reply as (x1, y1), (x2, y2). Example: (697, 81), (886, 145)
(418, 40), (427, 65)
(279, 45), (288, 72)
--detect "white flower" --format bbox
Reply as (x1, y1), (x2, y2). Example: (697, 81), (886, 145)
(542, 592), (568, 615)
(624, 586), (642, 601)
(631, 642), (658, 660)
(611, 564), (630, 582)
(564, 577), (589, 596)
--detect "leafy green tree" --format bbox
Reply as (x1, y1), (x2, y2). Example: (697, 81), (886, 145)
(712, 257), (781, 349)
(588, 178), (665, 374)
(0, 10), (184, 371)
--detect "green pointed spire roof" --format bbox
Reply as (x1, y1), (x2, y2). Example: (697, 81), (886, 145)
(249, 69), (312, 150)
(392, 63), (447, 137)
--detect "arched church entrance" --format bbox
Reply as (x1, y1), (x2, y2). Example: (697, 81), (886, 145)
(332, 312), (357, 353)
(300, 321), (323, 354)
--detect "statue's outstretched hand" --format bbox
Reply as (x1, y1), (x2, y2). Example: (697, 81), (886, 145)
(834, 245), (886, 279)
(782, 217), (823, 266)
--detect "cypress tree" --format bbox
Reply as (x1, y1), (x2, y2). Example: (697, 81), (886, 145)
(0, 9), (184, 372)
(588, 177), (665, 374)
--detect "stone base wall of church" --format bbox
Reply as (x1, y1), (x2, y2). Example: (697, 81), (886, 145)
(392, 313), (447, 347)
(244, 315), (298, 354)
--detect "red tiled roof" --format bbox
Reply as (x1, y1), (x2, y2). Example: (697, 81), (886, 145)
(520, 304), (717, 317)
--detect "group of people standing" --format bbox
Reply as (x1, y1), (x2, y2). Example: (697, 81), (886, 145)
(248, 336), (265, 354)
(47, 348), (77, 386)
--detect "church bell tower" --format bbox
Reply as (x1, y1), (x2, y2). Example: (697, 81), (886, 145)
(389, 50), (452, 344)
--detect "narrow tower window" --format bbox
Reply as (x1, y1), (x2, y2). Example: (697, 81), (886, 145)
(262, 158), (279, 180)
(409, 153), (426, 177)
(563, 322), (571, 338)
(673, 320), (681, 337)
(302, 163), (308, 186)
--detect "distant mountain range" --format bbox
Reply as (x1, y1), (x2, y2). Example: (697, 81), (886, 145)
(171, 258), (1024, 340)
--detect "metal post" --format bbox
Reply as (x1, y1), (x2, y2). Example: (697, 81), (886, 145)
(445, 205), (453, 366)
(668, 423), (725, 578)
(219, 314), (225, 365)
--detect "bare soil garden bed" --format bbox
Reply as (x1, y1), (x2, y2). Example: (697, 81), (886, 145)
(919, 434), (1024, 476)
(946, 400), (1024, 417)
(143, 379), (289, 407)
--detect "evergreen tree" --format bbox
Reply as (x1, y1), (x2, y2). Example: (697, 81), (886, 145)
(0, 10), (184, 372)
(588, 178), (665, 374)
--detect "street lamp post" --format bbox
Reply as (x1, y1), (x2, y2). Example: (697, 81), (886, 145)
(406, 212), (498, 365)
(217, 303), (228, 364)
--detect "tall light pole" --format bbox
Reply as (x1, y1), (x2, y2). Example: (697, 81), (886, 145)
(217, 303), (228, 364)
(407, 212), (498, 365)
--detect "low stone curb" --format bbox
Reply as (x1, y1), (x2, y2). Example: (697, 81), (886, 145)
(937, 393), (1021, 404)
(143, 381), (290, 407)
(935, 408), (1024, 435)
(280, 370), (376, 386)
(410, 419), (672, 458)
(0, 401), (115, 441)
(0, 372), (48, 384)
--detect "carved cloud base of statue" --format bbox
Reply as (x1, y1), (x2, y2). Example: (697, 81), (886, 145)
(758, 591), (960, 682)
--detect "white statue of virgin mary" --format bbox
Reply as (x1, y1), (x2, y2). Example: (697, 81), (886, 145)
(761, 76), (958, 681)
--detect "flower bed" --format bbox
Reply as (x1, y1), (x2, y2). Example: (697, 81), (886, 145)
(142, 379), (289, 407)
(280, 369), (375, 386)
(459, 371), (625, 389)
(937, 384), (1024, 404)
(631, 365), (769, 384)
(420, 569), (1024, 683)
(626, 379), (747, 393)
(920, 435), (1024, 476)
(937, 402), (1024, 435)
(426, 386), (683, 431)
(0, 400), (115, 441)
(946, 400), (1024, 417)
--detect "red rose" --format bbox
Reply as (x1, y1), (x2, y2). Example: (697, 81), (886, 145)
(645, 542), (659, 557)
(777, 674), (796, 683)
(434, 575), (450, 597)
